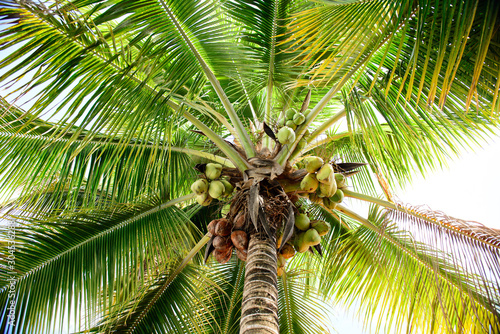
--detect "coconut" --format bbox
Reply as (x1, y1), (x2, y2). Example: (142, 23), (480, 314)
(316, 164), (334, 184)
(205, 163), (222, 180)
(231, 230), (248, 250)
(278, 117), (286, 127)
(233, 212), (246, 230)
(285, 120), (297, 131)
(293, 112), (305, 125)
(295, 213), (310, 231)
(286, 109), (296, 120)
(220, 179), (234, 197)
(319, 180), (337, 198)
(208, 180), (225, 199)
(294, 232), (309, 253)
(277, 126), (296, 145)
(277, 266), (285, 277)
(312, 220), (331, 236)
(330, 189), (344, 203)
(207, 219), (218, 235)
(280, 244), (295, 259)
(213, 235), (232, 249)
(304, 228), (321, 246)
(196, 193), (212, 206)
(215, 218), (232, 236)
(214, 247), (233, 264)
(323, 197), (337, 210)
(236, 248), (247, 261)
(304, 156), (324, 173)
(309, 193), (323, 204)
(334, 173), (346, 188)
(191, 179), (208, 195)
(277, 254), (286, 268)
(300, 173), (319, 193)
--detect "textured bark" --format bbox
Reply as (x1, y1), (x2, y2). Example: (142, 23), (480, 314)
(240, 232), (279, 334)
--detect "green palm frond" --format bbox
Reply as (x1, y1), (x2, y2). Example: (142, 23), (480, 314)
(0, 193), (198, 333)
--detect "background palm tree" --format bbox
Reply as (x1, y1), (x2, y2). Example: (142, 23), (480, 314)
(0, 0), (499, 333)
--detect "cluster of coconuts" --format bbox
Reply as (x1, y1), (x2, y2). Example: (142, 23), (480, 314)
(300, 156), (346, 209)
(276, 109), (306, 146)
(208, 214), (248, 264)
(275, 211), (331, 276)
(190, 163), (234, 206)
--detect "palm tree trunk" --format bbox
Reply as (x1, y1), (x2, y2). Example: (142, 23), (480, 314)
(240, 231), (279, 334)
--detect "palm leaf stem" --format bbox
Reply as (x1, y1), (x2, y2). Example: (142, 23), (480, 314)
(334, 204), (497, 315)
(343, 189), (500, 251)
(221, 262), (245, 334)
(158, 0), (255, 158)
(0, 193), (196, 294)
(301, 132), (350, 157)
(0, 132), (234, 167)
(307, 109), (347, 144)
(262, 0), (280, 150)
(126, 232), (212, 332)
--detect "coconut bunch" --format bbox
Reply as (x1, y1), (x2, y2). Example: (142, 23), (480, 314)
(300, 156), (346, 209)
(275, 108), (308, 147)
(191, 163), (235, 206)
(207, 214), (249, 264)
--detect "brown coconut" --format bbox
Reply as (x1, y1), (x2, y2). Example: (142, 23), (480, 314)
(236, 248), (247, 261)
(233, 212), (246, 230)
(207, 220), (218, 235)
(213, 236), (232, 249)
(214, 247), (233, 264)
(215, 218), (232, 236)
(280, 244), (296, 259)
(231, 230), (248, 250)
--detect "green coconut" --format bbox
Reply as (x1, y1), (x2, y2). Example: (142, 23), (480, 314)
(303, 228), (321, 246)
(334, 173), (346, 188)
(277, 126), (296, 145)
(300, 173), (319, 193)
(285, 120), (297, 131)
(319, 179), (337, 198)
(221, 203), (231, 216)
(220, 179), (234, 197)
(286, 109), (296, 120)
(293, 112), (305, 125)
(294, 232), (309, 253)
(295, 213), (310, 231)
(316, 164), (334, 184)
(330, 189), (345, 203)
(208, 180), (225, 199)
(304, 156), (324, 173)
(312, 220), (331, 236)
(191, 179), (208, 195)
(323, 197), (337, 210)
(277, 117), (286, 127)
(205, 163), (223, 180)
(196, 193), (212, 206)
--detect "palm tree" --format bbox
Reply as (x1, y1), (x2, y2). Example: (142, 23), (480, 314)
(0, 0), (499, 333)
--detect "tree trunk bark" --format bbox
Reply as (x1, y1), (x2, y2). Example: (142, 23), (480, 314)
(239, 231), (279, 334)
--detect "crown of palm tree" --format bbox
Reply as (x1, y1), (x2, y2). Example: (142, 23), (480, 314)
(0, 0), (499, 333)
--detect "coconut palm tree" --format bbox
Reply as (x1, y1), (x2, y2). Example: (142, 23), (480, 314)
(0, 0), (499, 333)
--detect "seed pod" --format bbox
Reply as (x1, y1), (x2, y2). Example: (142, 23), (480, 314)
(304, 156), (324, 173)
(213, 235), (232, 249)
(233, 212), (246, 230)
(214, 247), (233, 264)
(205, 163), (223, 180)
(208, 180), (225, 199)
(220, 180), (234, 197)
(280, 244), (295, 259)
(236, 248), (247, 261)
(319, 180), (337, 198)
(207, 220), (219, 235)
(215, 218), (232, 236)
(330, 189), (345, 204)
(317, 164), (334, 184)
(300, 173), (319, 193)
(231, 230), (248, 250)
(196, 193), (213, 206)
(191, 179), (209, 195)
(323, 197), (337, 210)
(277, 126), (296, 145)
(286, 109), (296, 120)
(295, 213), (310, 231)
(304, 228), (321, 246)
(293, 112), (305, 125)
(312, 220), (331, 237)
